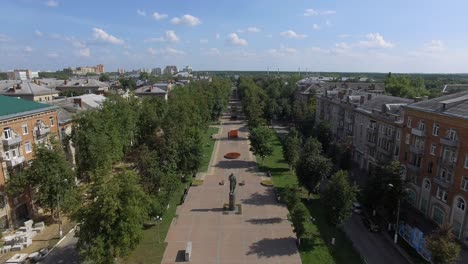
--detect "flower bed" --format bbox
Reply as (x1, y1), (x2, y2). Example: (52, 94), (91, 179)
(224, 152), (241, 159)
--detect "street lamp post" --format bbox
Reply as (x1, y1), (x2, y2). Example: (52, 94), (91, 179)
(155, 216), (162, 243)
(388, 183), (402, 244)
(57, 192), (62, 239)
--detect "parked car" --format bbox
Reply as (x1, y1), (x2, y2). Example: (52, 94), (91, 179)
(352, 202), (363, 214)
(362, 213), (380, 232)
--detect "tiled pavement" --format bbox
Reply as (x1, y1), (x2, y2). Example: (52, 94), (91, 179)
(162, 100), (302, 264)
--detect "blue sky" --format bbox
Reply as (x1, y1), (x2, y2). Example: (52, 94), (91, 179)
(1, 0), (468, 73)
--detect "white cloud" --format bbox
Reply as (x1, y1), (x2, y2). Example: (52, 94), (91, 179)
(0, 34), (11, 42)
(304, 8), (336, 16)
(321, 10), (336, 15)
(339, 34), (350, 38)
(216, 33), (220, 39)
(280, 30), (307, 39)
(148, 47), (185, 56)
(268, 45), (298, 57)
(325, 20), (331, 26)
(152, 12), (168, 20)
(76, 48), (90, 57)
(227, 33), (248, 46)
(35, 30), (43, 37)
(247, 27), (261, 33)
(47, 52), (59, 58)
(171, 14), (201, 26)
(304, 9), (318, 16)
(200, 39), (209, 44)
(333, 42), (352, 54)
(312, 24), (321, 30)
(165, 30), (179, 43)
(424, 40), (445, 53)
(358, 33), (393, 48)
(202, 47), (221, 56)
(137, 9), (146, 16)
(92, 28), (124, 45)
(237, 29), (244, 33)
(267, 34), (273, 38)
(45, 0), (58, 7)
(24, 46), (33, 53)
(145, 30), (180, 43)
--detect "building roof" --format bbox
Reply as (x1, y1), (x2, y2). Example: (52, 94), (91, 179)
(442, 84), (468, 94)
(50, 94), (106, 124)
(0, 80), (60, 96)
(57, 78), (109, 88)
(359, 95), (413, 113)
(134, 85), (168, 95)
(0, 95), (57, 120)
(406, 91), (468, 120)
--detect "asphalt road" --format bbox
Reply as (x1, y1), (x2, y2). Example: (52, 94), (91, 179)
(344, 214), (410, 264)
(38, 228), (80, 264)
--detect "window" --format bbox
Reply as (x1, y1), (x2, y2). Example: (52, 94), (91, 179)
(396, 130), (401, 140)
(430, 144), (436, 155)
(449, 129), (457, 140)
(427, 162), (433, 173)
(22, 124), (28, 135)
(464, 155), (468, 169)
(3, 128), (11, 139)
(432, 124), (440, 136)
(50, 117), (55, 126)
(4, 151), (10, 160)
(433, 207), (445, 225)
(418, 120), (425, 131)
(407, 117), (412, 128)
(11, 148), (17, 158)
(446, 172), (453, 182)
(440, 169), (447, 180)
(405, 134), (410, 144)
(462, 177), (468, 191)
(424, 179), (431, 190)
(436, 187), (447, 202)
(25, 142), (32, 153)
(456, 198), (465, 211)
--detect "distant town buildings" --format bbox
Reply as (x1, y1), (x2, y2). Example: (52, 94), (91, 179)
(118, 68), (125, 75)
(134, 83), (173, 100)
(0, 96), (59, 228)
(65, 64), (105, 75)
(163, 65), (178, 75)
(55, 79), (109, 95)
(182, 66), (192, 73)
(152, 68), (162, 76)
(6, 70), (39, 81)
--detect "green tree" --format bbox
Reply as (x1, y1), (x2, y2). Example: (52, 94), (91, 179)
(289, 201), (308, 245)
(99, 73), (110, 82)
(283, 128), (302, 170)
(314, 121), (332, 153)
(75, 170), (150, 264)
(296, 138), (331, 196)
(426, 224), (461, 264)
(322, 170), (358, 227)
(7, 143), (76, 216)
(248, 126), (274, 163)
(384, 75), (429, 99)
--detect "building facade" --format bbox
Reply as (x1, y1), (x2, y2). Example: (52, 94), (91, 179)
(0, 96), (59, 228)
(163, 65), (178, 75)
(399, 91), (468, 245)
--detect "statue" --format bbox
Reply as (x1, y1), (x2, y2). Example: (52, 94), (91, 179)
(229, 173), (237, 194)
(228, 173), (237, 211)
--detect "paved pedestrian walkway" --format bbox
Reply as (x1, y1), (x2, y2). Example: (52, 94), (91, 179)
(161, 100), (301, 264)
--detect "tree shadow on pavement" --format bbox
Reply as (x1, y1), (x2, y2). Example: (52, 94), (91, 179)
(215, 160), (257, 172)
(241, 189), (280, 206)
(246, 237), (298, 258)
(245, 217), (283, 225)
(190, 208), (224, 213)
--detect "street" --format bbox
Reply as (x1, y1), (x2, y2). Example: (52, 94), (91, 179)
(38, 228), (80, 264)
(344, 214), (410, 264)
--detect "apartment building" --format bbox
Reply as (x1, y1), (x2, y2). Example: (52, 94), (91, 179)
(0, 80), (60, 102)
(56, 78), (109, 95)
(399, 91), (468, 245)
(0, 96), (59, 228)
(352, 95), (413, 173)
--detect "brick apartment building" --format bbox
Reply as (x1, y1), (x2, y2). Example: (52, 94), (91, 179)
(399, 91), (468, 245)
(0, 95), (59, 228)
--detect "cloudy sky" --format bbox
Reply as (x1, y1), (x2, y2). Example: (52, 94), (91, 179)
(1, 0), (468, 73)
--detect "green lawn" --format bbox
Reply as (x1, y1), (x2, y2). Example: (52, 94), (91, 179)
(122, 184), (186, 264)
(199, 126), (219, 172)
(123, 126), (218, 263)
(258, 133), (363, 264)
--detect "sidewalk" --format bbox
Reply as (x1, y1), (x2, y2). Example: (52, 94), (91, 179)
(0, 217), (75, 263)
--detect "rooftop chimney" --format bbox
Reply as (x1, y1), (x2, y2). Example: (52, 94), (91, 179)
(73, 98), (83, 108)
(360, 95), (365, 104)
(367, 93), (372, 100)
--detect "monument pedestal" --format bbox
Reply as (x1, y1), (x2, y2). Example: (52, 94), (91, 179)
(229, 193), (236, 211)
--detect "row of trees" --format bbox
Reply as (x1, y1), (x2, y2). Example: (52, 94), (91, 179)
(8, 78), (232, 263)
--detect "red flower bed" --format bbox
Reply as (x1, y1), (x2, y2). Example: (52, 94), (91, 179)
(224, 152), (241, 159)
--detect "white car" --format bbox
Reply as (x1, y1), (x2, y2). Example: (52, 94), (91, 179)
(352, 202), (363, 214)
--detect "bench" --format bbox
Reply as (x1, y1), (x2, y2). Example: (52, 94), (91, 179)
(185, 241), (192, 261)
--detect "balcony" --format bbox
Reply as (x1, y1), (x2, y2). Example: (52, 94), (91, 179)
(407, 164), (421, 173)
(411, 128), (426, 137)
(6, 155), (25, 167)
(409, 145), (425, 155)
(440, 137), (459, 148)
(36, 127), (51, 137)
(2, 135), (22, 147)
(438, 157), (456, 169)
(433, 177), (452, 189)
